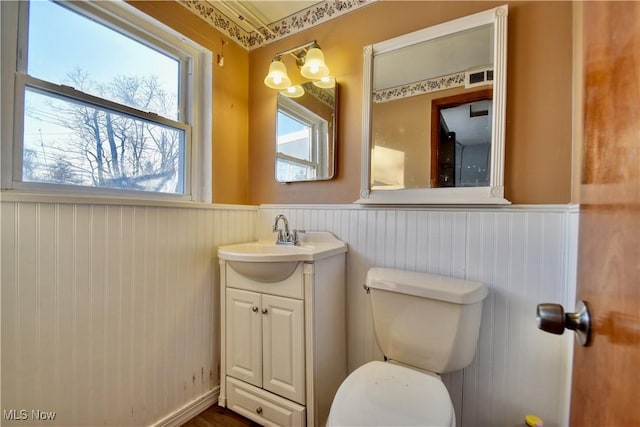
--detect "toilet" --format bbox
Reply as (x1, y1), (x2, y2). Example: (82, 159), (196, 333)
(327, 267), (488, 427)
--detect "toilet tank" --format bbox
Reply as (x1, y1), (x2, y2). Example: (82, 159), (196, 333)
(366, 268), (487, 374)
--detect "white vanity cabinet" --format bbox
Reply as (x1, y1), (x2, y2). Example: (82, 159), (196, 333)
(218, 234), (346, 427)
(226, 287), (305, 404)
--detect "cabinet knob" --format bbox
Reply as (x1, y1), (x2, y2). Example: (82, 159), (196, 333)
(262, 308), (269, 315)
(251, 306), (258, 313)
(256, 406), (263, 414)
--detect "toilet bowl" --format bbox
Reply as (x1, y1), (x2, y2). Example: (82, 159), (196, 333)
(327, 361), (455, 427)
(327, 268), (487, 427)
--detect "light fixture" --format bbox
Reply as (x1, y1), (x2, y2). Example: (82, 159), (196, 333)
(264, 40), (333, 93)
(313, 76), (336, 89)
(264, 57), (292, 90)
(300, 47), (330, 79)
(281, 85), (305, 98)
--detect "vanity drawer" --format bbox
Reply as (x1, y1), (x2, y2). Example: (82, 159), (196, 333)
(226, 376), (306, 426)
(226, 261), (304, 299)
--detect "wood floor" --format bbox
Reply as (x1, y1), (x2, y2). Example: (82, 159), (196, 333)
(181, 405), (261, 427)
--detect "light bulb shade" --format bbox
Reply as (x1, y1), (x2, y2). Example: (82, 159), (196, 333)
(313, 76), (335, 89)
(300, 47), (330, 79)
(264, 59), (291, 89)
(281, 85), (305, 98)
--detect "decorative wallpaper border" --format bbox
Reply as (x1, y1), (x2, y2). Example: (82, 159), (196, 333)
(306, 84), (335, 107)
(373, 71), (467, 103)
(178, 0), (376, 50)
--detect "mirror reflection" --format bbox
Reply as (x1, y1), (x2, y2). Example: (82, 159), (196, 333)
(276, 79), (337, 183)
(371, 24), (493, 190)
(359, 5), (509, 204)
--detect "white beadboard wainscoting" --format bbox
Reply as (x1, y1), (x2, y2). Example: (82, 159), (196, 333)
(258, 204), (579, 427)
(1, 197), (258, 427)
(1, 199), (578, 427)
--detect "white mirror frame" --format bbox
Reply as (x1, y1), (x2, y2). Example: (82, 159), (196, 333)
(357, 5), (510, 205)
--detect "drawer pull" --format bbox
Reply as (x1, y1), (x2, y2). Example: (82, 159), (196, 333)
(256, 406), (263, 414)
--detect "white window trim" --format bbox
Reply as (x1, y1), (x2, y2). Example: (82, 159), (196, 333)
(0, 0), (212, 203)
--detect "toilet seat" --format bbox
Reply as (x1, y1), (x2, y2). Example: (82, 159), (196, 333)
(327, 361), (455, 427)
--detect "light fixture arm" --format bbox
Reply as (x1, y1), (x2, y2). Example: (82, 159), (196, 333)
(274, 40), (319, 66)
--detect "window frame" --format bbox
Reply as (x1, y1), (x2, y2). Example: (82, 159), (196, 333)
(1, 0), (212, 202)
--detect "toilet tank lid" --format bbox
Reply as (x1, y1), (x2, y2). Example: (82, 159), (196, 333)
(366, 268), (488, 304)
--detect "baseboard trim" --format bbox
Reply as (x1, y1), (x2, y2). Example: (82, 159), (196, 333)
(151, 387), (220, 427)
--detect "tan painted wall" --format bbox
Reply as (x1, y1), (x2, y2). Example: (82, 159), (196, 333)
(248, 1), (574, 204)
(132, 1), (574, 205)
(372, 94), (433, 188)
(129, 1), (250, 205)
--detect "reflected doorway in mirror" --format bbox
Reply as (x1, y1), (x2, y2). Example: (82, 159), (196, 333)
(432, 89), (493, 188)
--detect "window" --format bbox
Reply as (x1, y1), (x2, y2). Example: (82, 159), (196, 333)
(1, 0), (212, 201)
(276, 97), (329, 182)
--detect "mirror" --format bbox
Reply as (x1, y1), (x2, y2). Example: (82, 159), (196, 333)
(358, 5), (509, 204)
(275, 79), (338, 183)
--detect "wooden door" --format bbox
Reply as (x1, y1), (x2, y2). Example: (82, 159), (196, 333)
(262, 294), (306, 405)
(226, 288), (263, 388)
(571, 2), (640, 425)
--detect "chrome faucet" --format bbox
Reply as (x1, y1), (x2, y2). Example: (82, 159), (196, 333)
(272, 214), (303, 245)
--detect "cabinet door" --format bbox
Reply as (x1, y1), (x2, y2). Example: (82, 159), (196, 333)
(262, 294), (305, 405)
(226, 288), (262, 387)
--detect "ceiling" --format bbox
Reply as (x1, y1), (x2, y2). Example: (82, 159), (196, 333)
(441, 100), (492, 146)
(206, 1), (321, 34)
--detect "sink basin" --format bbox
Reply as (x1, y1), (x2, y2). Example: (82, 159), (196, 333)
(218, 232), (347, 263)
(226, 260), (300, 282)
(218, 232), (347, 283)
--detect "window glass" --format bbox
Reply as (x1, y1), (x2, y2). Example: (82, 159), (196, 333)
(277, 112), (312, 161)
(27, 0), (180, 120)
(23, 88), (185, 194)
(276, 111), (318, 181)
